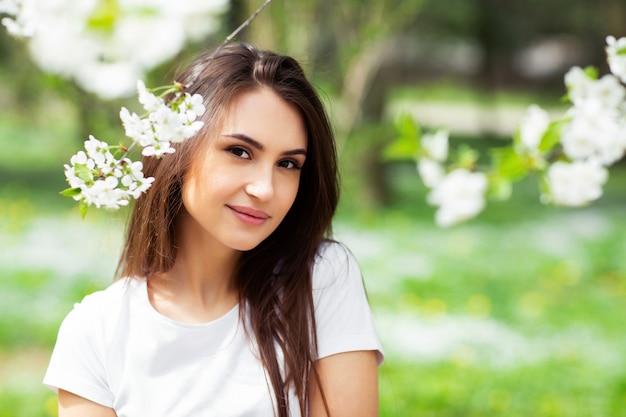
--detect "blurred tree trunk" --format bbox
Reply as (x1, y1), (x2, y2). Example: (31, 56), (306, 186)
(601, 0), (626, 39)
(317, 1), (425, 207)
(337, 37), (422, 206)
(475, 0), (499, 90)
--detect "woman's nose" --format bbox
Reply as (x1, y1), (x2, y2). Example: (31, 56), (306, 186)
(245, 165), (274, 201)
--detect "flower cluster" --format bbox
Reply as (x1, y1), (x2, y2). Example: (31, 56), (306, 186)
(120, 81), (205, 157)
(416, 131), (488, 227)
(63, 136), (154, 210)
(540, 65), (624, 206)
(530, 37), (626, 206)
(0, 0), (227, 99)
(0, 0), (33, 37)
(62, 81), (206, 216)
(387, 36), (626, 227)
(606, 35), (626, 84)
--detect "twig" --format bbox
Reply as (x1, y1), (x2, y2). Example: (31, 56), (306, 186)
(209, 0), (273, 59)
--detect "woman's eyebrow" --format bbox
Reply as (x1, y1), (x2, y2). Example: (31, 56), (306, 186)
(223, 133), (307, 157)
(223, 133), (264, 150)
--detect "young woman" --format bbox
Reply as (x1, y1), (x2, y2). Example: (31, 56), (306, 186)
(44, 43), (383, 417)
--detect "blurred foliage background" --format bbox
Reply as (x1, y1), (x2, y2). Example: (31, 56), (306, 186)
(1, 0), (625, 416)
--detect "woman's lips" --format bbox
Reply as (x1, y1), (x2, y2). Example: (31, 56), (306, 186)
(227, 205), (270, 226)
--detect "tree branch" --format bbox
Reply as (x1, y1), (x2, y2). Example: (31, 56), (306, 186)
(209, 0), (273, 59)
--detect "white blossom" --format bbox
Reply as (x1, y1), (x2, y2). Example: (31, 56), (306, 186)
(560, 118), (598, 162)
(427, 169), (488, 227)
(589, 74), (626, 109)
(28, 21), (96, 78)
(110, 14), (186, 71)
(75, 62), (140, 101)
(181, 120), (205, 140)
(0, 0), (35, 37)
(83, 135), (108, 155)
(562, 99), (626, 165)
(519, 105), (550, 151)
(0, 0), (20, 14)
(142, 141), (176, 157)
(137, 80), (163, 112)
(84, 135), (115, 169)
(120, 107), (153, 144)
(64, 151), (91, 189)
(81, 176), (129, 210)
(182, 92), (206, 122)
(564, 66), (592, 106)
(63, 148), (156, 210)
(545, 160), (608, 206)
(1, 15), (29, 37)
(69, 151), (93, 170)
(147, 105), (185, 146)
(3, 0), (228, 99)
(417, 158), (445, 188)
(119, 159), (155, 199)
(606, 35), (626, 84)
(125, 180), (153, 199)
(121, 81), (206, 159)
(561, 59), (626, 167)
(421, 130), (449, 162)
(565, 68), (625, 110)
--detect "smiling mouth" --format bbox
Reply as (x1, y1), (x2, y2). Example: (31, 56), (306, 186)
(227, 205), (270, 226)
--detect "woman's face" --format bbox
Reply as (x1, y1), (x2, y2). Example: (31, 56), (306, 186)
(181, 88), (307, 252)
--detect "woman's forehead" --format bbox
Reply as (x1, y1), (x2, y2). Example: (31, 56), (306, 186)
(219, 88), (307, 150)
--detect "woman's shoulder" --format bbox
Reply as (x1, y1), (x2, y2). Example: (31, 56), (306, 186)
(315, 240), (353, 262)
(62, 278), (142, 327)
(310, 240), (385, 363)
(312, 240), (361, 289)
(76, 278), (139, 306)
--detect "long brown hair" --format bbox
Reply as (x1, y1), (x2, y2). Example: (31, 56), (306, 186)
(117, 43), (339, 416)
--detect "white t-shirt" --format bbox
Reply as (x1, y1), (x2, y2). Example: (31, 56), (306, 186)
(43, 242), (383, 417)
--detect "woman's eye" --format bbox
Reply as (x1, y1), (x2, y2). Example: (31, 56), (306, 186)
(278, 160), (301, 170)
(228, 147), (251, 159)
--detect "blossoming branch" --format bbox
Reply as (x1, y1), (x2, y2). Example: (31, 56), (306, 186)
(61, 82), (206, 217)
(386, 35), (626, 227)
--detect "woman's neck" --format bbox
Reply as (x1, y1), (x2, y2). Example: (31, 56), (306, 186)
(147, 216), (241, 324)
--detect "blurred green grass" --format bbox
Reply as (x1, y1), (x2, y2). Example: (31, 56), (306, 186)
(1, 89), (626, 416)
(2, 166), (625, 416)
(338, 159), (626, 416)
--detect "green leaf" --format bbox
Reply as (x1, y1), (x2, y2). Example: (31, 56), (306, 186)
(616, 47), (626, 56)
(490, 147), (528, 181)
(455, 144), (479, 169)
(384, 114), (421, 161)
(512, 127), (522, 148)
(79, 200), (89, 219)
(539, 120), (565, 152)
(397, 113), (421, 140)
(60, 187), (82, 198)
(74, 163), (94, 184)
(583, 66), (599, 80)
(87, 0), (121, 34)
(487, 176), (512, 201)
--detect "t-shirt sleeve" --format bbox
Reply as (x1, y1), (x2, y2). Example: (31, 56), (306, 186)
(43, 295), (114, 407)
(312, 242), (384, 365)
